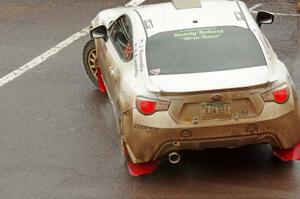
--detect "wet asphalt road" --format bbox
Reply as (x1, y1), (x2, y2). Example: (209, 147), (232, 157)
(0, 0), (300, 198)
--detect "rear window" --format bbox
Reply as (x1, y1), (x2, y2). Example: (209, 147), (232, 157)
(146, 26), (267, 76)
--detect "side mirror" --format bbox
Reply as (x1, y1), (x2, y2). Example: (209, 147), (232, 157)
(256, 11), (274, 27)
(91, 26), (108, 41)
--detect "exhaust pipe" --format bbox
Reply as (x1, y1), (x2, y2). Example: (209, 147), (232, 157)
(168, 152), (181, 164)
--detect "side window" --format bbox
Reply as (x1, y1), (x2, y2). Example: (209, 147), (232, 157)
(109, 16), (133, 62)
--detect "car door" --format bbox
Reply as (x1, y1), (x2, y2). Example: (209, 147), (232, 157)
(102, 15), (133, 111)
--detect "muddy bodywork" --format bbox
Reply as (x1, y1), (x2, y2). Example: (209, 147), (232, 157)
(90, 1), (300, 164)
(122, 84), (300, 163)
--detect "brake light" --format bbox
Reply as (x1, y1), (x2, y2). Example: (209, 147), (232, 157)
(136, 97), (170, 115)
(273, 88), (289, 104)
(262, 83), (290, 104)
(137, 100), (156, 115)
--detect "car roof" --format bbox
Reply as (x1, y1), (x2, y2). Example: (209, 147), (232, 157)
(135, 0), (249, 37)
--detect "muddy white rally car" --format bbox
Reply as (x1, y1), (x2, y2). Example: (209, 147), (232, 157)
(83, 0), (300, 176)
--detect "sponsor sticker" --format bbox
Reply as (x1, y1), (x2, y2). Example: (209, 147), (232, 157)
(174, 27), (224, 41)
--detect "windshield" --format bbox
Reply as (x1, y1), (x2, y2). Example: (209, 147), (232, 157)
(146, 26), (267, 76)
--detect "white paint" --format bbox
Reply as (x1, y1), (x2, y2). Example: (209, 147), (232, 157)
(136, 1), (248, 37)
(249, 3), (263, 11)
(0, 27), (89, 87)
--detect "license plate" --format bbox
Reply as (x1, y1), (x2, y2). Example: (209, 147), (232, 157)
(201, 102), (232, 120)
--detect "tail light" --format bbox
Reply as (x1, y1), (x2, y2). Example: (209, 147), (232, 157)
(136, 97), (170, 115)
(261, 83), (290, 104)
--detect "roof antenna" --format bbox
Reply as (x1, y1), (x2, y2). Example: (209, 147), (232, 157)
(125, 0), (146, 7)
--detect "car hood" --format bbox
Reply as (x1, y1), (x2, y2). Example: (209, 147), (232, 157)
(147, 66), (269, 93)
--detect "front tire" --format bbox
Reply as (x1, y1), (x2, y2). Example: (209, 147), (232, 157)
(82, 39), (98, 87)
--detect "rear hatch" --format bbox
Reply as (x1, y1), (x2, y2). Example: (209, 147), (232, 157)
(157, 83), (270, 125)
(144, 26), (271, 123)
(147, 66), (270, 124)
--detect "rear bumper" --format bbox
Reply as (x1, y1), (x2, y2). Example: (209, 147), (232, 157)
(121, 98), (300, 164)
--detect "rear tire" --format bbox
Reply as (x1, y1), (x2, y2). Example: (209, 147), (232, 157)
(82, 39), (98, 87)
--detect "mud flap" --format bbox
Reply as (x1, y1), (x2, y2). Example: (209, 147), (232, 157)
(97, 67), (106, 93)
(273, 143), (300, 161)
(127, 161), (159, 176)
